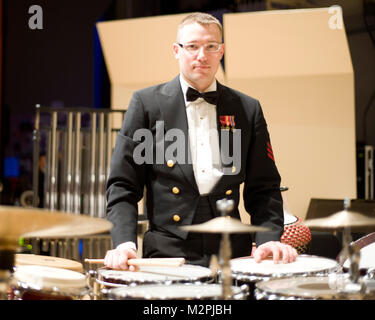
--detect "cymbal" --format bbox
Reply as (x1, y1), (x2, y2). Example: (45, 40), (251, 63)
(0, 205), (113, 249)
(304, 209), (375, 231)
(180, 216), (270, 234)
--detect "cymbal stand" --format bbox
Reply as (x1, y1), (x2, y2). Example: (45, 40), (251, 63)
(216, 199), (234, 300)
(338, 199), (365, 295)
(340, 227), (365, 295)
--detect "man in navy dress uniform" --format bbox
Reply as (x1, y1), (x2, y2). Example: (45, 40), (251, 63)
(104, 12), (297, 269)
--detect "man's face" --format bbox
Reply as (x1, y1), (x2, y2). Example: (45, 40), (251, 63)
(173, 22), (224, 92)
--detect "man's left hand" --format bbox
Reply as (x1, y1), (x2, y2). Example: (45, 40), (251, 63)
(253, 241), (298, 264)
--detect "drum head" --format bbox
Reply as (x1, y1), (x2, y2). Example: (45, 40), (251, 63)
(14, 265), (86, 290)
(15, 254), (83, 273)
(97, 264), (213, 287)
(108, 284), (247, 300)
(230, 255), (338, 281)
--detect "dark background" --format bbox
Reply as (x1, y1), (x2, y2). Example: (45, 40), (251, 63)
(0, 0), (374, 206)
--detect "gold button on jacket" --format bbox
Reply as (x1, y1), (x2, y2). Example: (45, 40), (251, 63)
(167, 160), (174, 168)
(172, 187), (180, 194)
(225, 189), (232, 195)
(173, 214), (180, 222)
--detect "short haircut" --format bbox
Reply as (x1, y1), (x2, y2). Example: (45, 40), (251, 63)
(177, 12), (223, 42)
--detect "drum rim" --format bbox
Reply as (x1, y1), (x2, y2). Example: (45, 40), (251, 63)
(283, 213), (299, 225)
(13, 283), (89, 299)
(106, 283), (249, 300)
(96, 277), (212, 288)
(254, 276), (375, 300)
(97, 265), (214, 285)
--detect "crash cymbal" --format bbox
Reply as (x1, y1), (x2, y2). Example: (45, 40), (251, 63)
(180, 216), (270, 234)
(304, 209), (375, 231)
(0, 205), (112, 249)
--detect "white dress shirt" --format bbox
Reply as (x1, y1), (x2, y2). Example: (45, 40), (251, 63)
(179, 75), (223, 195)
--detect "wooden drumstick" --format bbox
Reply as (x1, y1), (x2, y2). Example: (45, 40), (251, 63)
(84, 257), (186, 267)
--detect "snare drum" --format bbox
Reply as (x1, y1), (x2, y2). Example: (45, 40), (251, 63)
(255, 276), (375, 300)
(96, 264), (214, 299)
(107, 283), (249, 300)
(12, 265), (89, 300)
(230, 255), (339, 299)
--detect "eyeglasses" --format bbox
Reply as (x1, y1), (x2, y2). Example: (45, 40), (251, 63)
(177, 42), (223, 53)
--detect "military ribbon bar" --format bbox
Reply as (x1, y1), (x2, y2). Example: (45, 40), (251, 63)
(220, 115), (235, 130)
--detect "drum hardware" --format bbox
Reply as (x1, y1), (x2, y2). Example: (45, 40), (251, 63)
(340, 233), (375, 279)
(358, 268), (375, 294)
(181, 198), (270, 300)
(0, 270), (12, 300)
(305, 198), (375, 296)
(366, 267), (375, 280)
(96, 264), (213, 286)
(87, 269), (100, 300)
(209, 254), (220, 280)
(106, 283), (249, 300)
(0, 250), (14, 300)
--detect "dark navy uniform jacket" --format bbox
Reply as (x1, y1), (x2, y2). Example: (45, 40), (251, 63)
(106, 76), (284, 256)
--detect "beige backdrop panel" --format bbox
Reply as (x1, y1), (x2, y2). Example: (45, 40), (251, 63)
(224, 9), (356, 221)
(224, 8), (352, 78)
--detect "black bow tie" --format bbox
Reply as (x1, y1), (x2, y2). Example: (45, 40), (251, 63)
(186, 87), (218, 105)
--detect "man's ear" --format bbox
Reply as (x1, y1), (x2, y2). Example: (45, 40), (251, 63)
(219, 43), (225, 60)
(172, 43), (180, 59)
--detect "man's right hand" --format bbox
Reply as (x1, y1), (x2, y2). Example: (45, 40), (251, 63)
(104, 242), (138, 271)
